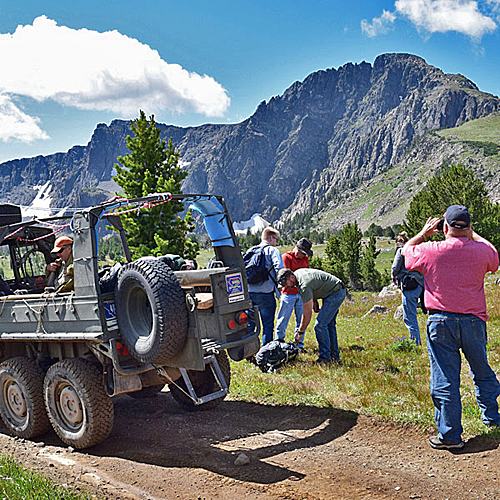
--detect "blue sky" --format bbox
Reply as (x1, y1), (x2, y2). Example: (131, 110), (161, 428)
(0, 0), (499, 163)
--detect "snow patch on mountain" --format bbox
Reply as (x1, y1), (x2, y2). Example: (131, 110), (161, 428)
(233, 213), (269, 235)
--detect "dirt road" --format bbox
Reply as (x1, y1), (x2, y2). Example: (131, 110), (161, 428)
(1, 391), (499, 499)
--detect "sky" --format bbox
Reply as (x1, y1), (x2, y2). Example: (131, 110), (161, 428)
(0, 0), (499, 164)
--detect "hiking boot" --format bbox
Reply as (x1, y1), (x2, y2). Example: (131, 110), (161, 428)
(314, 358), (331, 365)
(483, 421), (500, 427)
(429, 436), (464, 450)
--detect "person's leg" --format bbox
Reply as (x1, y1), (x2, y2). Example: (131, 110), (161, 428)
(326, 288), (346, 361)
(248, 291), (259, 336)
(293, 295), (305, 347)
(402, 284), (422, 345)
(275, 294), (295, 341)
(258, 292), (276, 346)
(314, 289), (345, 361)
(461, 316), (500, 426)
(427, 313), (463, 444)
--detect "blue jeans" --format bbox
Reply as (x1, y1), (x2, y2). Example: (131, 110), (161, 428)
(315, 288), (346, 361)
(402, 284), (422, 345)
(427, 311), (500, 443)
(275, 294), (304, 343)
(249, 291), (276, 346)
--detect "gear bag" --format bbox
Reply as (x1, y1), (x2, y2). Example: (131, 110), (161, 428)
(401, 274), (419, 291)
(255, 340), (300, 373)
(243, 245), (269, 284)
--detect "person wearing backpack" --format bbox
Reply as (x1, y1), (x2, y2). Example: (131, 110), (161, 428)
(274, 238), (312, 348)
(391, 232), (425, 345)
(246, 227), (284, 345)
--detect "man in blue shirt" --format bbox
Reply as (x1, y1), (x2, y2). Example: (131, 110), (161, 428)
(248, 227), (283, 345)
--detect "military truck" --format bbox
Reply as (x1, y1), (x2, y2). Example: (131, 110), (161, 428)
(0, 193), (260, 448)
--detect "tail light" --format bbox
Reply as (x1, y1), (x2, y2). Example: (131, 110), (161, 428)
(235, 312), (248, 324)
(115, 341), (130, 356)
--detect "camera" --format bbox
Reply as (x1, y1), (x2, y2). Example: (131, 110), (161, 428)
(436, 219), (444, 231)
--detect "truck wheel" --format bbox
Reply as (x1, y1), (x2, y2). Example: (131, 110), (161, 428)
(169, 352), (231, 411)
(128, 384), (165, 399)
(115, 259), (188, 364)
(0, 357), (50, 439)
(44, 359), (114, 449)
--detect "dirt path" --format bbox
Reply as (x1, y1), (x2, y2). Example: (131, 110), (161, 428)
(2, 391), (500, 499)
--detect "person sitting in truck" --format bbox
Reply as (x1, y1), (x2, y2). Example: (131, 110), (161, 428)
(46, 235), (74, 292)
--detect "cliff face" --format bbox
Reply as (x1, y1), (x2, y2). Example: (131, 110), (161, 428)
(0, 53), (499, 224)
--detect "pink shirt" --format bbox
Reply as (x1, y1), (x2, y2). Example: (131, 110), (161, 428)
(405, 237), (498, 321)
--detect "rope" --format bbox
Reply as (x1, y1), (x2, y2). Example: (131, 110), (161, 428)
(105, 195), (172, 217)
(21, 296), (49, 336)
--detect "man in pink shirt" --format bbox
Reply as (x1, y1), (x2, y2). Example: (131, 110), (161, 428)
(403, 205), (500, 451)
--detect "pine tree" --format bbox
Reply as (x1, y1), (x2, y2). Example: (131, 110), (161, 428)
(114, 110), (198, 259)
(404, 164), (500, 250)
(324, 222), (363, 289)
(360, 235), (383, 291)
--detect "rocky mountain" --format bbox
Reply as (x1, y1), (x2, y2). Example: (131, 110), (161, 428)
(1, 53), (499, 228)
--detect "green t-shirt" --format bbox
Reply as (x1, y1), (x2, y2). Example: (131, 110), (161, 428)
(294, 268), (342, 302)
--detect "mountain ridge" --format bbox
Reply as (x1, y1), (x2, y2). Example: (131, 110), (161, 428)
(1, 53), (499, 228)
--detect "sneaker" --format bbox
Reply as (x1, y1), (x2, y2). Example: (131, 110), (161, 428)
(429, 436), (465, 450)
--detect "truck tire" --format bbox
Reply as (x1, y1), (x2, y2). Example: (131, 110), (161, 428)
(44, 359), (114, 449)
(169, 352), (231, 411)
(115, 259), (188, 364)
(0, 357), (50, 439)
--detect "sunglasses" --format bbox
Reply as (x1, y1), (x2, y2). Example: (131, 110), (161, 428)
(56, 245), (70, 255)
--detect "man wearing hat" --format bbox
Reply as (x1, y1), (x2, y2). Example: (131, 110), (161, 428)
(46, 235), (74, 292)
(275, 238), (312, 348)
(403, 205), (500, 451)
(277, 267), (346, 364)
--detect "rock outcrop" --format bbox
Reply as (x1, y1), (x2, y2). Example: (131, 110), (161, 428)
(0, 53), (498, 225)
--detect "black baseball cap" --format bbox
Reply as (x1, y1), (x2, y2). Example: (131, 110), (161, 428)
(445, 205), (470, 229)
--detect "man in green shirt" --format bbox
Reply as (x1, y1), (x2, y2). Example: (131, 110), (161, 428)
(277, 268), (346, 364)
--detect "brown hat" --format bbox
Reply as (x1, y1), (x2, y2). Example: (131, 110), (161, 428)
(296, 238), (313, 257)
(277, 268), (294, 287)
(51, 235), (73, 253)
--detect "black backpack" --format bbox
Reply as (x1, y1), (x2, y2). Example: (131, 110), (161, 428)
(243, 245), (269, 284)
(255, 341), (300, 373)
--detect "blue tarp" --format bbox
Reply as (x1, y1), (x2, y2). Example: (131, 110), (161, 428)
(186, 196), (234, 247)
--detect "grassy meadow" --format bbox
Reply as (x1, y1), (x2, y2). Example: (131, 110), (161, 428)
(229, 240), (500, 440)
(0, 454), (90, 500)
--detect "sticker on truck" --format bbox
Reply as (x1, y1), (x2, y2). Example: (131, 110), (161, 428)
(226, 273), (244, 302)
(104, 301), (119, 331)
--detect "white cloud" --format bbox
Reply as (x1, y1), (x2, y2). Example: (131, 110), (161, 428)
(361, 10), (397, 37)
(0, 15), (230, 142)
(0, 94), (49, 142)
(395, 0), (497, 38)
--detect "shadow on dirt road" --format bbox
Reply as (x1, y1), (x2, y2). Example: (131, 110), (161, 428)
(16, 392), (358, 485)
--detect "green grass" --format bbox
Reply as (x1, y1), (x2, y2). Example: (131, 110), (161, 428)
(230, 276), (500, 440)
(436, 114), (500, 145)
(0, 455), (91, 499)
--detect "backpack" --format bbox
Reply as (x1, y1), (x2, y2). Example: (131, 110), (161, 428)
(99, 262), (123, 293)
(158, 254), (186, 271)
(243, 245), (269, 284)
(255, 341), (300, 373)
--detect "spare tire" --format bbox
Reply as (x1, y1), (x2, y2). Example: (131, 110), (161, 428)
(115, 258), (188, 364)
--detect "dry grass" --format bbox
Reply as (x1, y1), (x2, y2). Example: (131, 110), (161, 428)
(231, 279), (500, 439)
